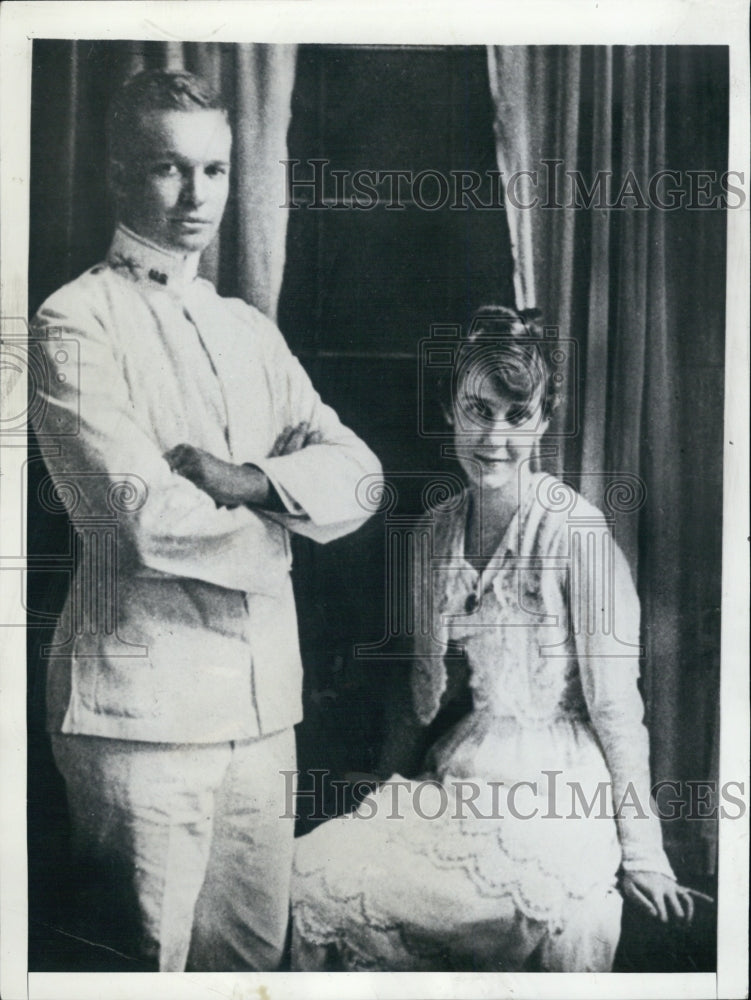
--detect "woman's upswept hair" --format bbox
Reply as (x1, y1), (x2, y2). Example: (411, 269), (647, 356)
(106, 69), (229, 167)
(448, 305), (561, 422)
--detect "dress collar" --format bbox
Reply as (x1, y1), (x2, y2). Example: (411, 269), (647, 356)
(106, 224), (201, 295)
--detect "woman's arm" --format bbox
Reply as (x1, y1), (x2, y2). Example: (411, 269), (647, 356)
(566, 516), (694, 923)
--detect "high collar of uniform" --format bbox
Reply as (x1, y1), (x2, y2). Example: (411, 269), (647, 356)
(106, 224), (201, 295)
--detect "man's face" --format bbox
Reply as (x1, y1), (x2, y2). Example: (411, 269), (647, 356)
(115, 108), (232, 254)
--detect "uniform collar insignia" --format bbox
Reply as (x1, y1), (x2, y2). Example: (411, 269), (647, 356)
(106, 225), (201, 294)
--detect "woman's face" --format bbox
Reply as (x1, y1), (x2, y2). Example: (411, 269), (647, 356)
(452, 369), (548, 493)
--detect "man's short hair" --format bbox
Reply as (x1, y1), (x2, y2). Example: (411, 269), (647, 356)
(107, 69), (229, 166)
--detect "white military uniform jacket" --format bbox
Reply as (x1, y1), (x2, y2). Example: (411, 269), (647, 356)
(31, 225), (382, 743)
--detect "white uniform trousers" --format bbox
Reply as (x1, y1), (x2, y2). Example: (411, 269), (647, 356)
(51, 728), (296, 971)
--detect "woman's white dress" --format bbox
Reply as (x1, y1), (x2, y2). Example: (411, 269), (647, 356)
(291, 473), (674, 971)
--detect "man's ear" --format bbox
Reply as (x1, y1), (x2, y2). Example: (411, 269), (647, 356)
(108, 159), (129, 202)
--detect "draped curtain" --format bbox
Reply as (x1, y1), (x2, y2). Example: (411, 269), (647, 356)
(487, 46), (727, 874)
(29, 40), (297, 318)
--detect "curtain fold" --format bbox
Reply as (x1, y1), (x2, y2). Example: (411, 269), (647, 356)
(486, 45), (727, 875)
(29, 41), (297, 319)
(234, 45), (298, 318)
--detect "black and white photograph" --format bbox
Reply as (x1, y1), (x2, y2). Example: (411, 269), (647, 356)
(0, 3), (748, 999)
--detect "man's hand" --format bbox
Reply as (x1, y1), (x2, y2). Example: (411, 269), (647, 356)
(165, 425), (323, 509)
(621, 870), (708, 925)
(165, 444), (268, 508)
(269, 421), (323, 457)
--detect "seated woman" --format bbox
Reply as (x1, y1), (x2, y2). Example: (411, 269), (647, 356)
(287, 306), (696, 972)
(169, 307), (697, 972)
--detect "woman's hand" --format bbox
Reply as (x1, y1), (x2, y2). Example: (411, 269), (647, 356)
(621, 870), (705, 925)
(165, 443), (265, 507)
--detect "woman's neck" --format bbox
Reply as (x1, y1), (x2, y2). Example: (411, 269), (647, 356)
(464, 480), (520, 565)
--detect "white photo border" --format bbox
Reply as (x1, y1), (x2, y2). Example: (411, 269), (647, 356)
(1, 2), (748, 999)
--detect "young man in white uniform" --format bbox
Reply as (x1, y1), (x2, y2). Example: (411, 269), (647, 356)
(31, 69), (381, 972)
